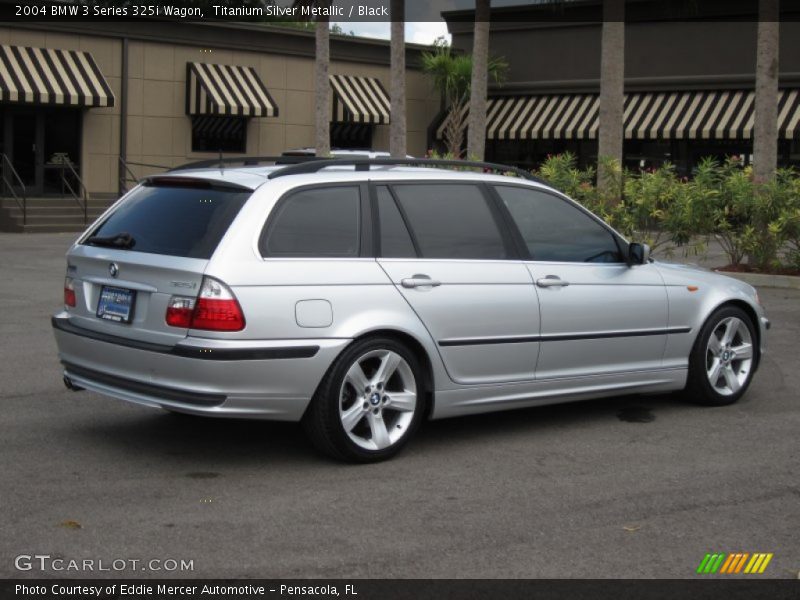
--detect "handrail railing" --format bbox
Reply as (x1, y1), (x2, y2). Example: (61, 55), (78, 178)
(0, 153), (27, 225)
(119, 156), (138, 193)
(59, 162), (90, 224)
(118, 158), (172, 193)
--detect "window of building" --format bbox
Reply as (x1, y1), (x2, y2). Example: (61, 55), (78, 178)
(330, 122), (373, 150)
(391, 184), (508, 260)
(191, 116), (247, 153)
(261, 186), (361, 257)
(495, 185), (623, 263)
(376, 186), (416, 258)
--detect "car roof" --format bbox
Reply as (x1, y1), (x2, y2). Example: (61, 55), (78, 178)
(282, 148), (394, 158)
(157, 164), (553, 193)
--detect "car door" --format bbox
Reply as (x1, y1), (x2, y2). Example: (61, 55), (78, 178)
(374, 182), (541, 385)
(493, 184), (669, 380)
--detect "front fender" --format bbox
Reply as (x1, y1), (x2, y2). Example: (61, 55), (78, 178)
(656, 262), (767, 369)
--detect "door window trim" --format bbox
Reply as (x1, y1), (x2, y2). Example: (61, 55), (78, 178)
(369, 179), (523, 261)
(370, 183), (422, 258)
(488, 182), (628, 264)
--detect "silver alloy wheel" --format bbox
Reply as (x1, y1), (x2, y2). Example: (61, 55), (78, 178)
(338, 349), (417, 451)
(705, 316), (754, 396)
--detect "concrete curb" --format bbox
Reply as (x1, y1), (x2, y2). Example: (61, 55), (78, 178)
(714, 270), (800, 290)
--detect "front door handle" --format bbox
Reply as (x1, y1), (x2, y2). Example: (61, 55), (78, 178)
(401, 275), (442, 289)
(536, 275), (570, 288)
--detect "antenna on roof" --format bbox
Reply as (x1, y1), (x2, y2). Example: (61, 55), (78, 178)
(218, 150), (224, 173)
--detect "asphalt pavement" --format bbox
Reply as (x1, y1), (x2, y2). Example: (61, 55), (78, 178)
(1, 233), (798, 579)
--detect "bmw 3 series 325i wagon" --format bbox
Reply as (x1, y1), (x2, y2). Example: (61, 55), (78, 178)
(52, 158), (769, 462)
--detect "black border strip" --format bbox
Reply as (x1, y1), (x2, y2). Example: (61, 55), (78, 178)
(439, 327), (692, 347)
(62, 361), (226, 406)
(52, 317), (320, 361)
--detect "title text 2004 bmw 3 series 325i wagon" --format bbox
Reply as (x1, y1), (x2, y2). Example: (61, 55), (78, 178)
(52, 158), (770, 462)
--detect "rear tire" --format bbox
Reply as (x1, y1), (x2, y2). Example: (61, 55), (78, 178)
(685, 305), (757, 406)
(302, 337), (426, 463)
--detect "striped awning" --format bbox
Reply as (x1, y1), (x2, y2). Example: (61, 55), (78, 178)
(0, 45), (114, 107)
(436, 89), (800, 141)
(330, 74), (390, 125)
(625, 89), (800, 140)
(186, 62), (278, 117)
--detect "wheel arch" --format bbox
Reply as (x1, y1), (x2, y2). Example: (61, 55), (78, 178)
(348, 328), (437, 419)
(700, 299), (761, 369)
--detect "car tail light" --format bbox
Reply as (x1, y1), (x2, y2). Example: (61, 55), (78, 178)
(165, 277), (245, 331)
(166, 296), (195, 328)
(64, 277), (76, 308)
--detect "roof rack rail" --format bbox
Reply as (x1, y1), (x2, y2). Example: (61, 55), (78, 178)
(169, 155), (325, 172)
(266, 157), (545, 183)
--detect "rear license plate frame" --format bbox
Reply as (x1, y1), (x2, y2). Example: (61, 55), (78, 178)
(96, 286), (137, 324)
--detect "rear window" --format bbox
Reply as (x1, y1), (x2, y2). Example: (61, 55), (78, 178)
(86, 183), (249, 259)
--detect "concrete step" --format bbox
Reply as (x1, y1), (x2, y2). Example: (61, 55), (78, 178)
(3, 206), (107, 216)
(1, 197), (116, 209)
(2, 214), (95, 226)
(0, 196), (112, 231)
(15, 223), (87, 233)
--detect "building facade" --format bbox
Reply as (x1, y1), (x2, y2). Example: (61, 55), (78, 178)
(443, 0), (800, 174)
(0, 20), (440, 205)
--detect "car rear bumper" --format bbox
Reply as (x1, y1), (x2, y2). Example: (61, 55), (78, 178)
(52, 312), (348, 421)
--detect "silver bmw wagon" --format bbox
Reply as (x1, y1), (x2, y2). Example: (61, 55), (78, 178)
(52, 158), (770, 462)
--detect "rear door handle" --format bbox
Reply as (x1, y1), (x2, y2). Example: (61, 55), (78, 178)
(536, 275), (570, 288)
(401, 275), (441, 289)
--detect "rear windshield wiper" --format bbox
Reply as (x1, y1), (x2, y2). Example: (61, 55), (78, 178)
(85, 232), (136, 250)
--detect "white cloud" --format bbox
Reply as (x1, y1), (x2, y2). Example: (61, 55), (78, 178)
(333, 22), (451, 46)
(406, 22), (451, 45)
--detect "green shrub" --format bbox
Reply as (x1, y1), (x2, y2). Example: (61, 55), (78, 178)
(751, 169), (800, 271)
(443, 152), (800, 271)
(534, 153), (605, 215)
(614, 163), (693, 254)
(690, 157), (758, 266)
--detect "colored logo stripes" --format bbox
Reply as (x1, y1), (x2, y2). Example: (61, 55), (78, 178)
(697, 553), (773, 574)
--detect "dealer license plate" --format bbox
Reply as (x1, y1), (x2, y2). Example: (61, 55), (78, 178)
(96, 286), (136, 323)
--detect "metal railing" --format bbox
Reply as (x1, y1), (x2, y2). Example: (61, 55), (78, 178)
(118, 156), (139, 193)
(59, 162), (90, 224)
(0, 153), (27, 225)
(118, 158), (172, 193)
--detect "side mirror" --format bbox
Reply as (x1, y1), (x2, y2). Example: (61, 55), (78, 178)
(628, 242), (651, 266)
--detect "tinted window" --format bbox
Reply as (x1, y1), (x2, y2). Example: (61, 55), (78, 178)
(86, 183), (249, 259)
(392, 184), (508, 260)
(376, 186), (416, 258)
(496, 186), (623, 263)
(191, 116), (247, 153)
(263, 186), (360, 257)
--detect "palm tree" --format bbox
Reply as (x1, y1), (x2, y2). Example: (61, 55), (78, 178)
(467, 0), (491, 161)
(389, 0), (407, 158)
(597, 0), (625, 195)
(314, 8), (330, 157)
(537, 1), (625, 192)
(292, 1), (330, 156)
(753, 0), (780, 182)
(422, 45), (507, 157)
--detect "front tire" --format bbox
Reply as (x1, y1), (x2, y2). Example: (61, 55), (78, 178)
(685, 305), (757, 406)
(302, 337), (426, 462)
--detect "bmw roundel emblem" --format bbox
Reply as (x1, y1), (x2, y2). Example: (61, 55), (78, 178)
(109, 263), (119, 278)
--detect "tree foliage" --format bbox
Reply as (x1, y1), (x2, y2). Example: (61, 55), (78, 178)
(421, 45), (508, 157)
